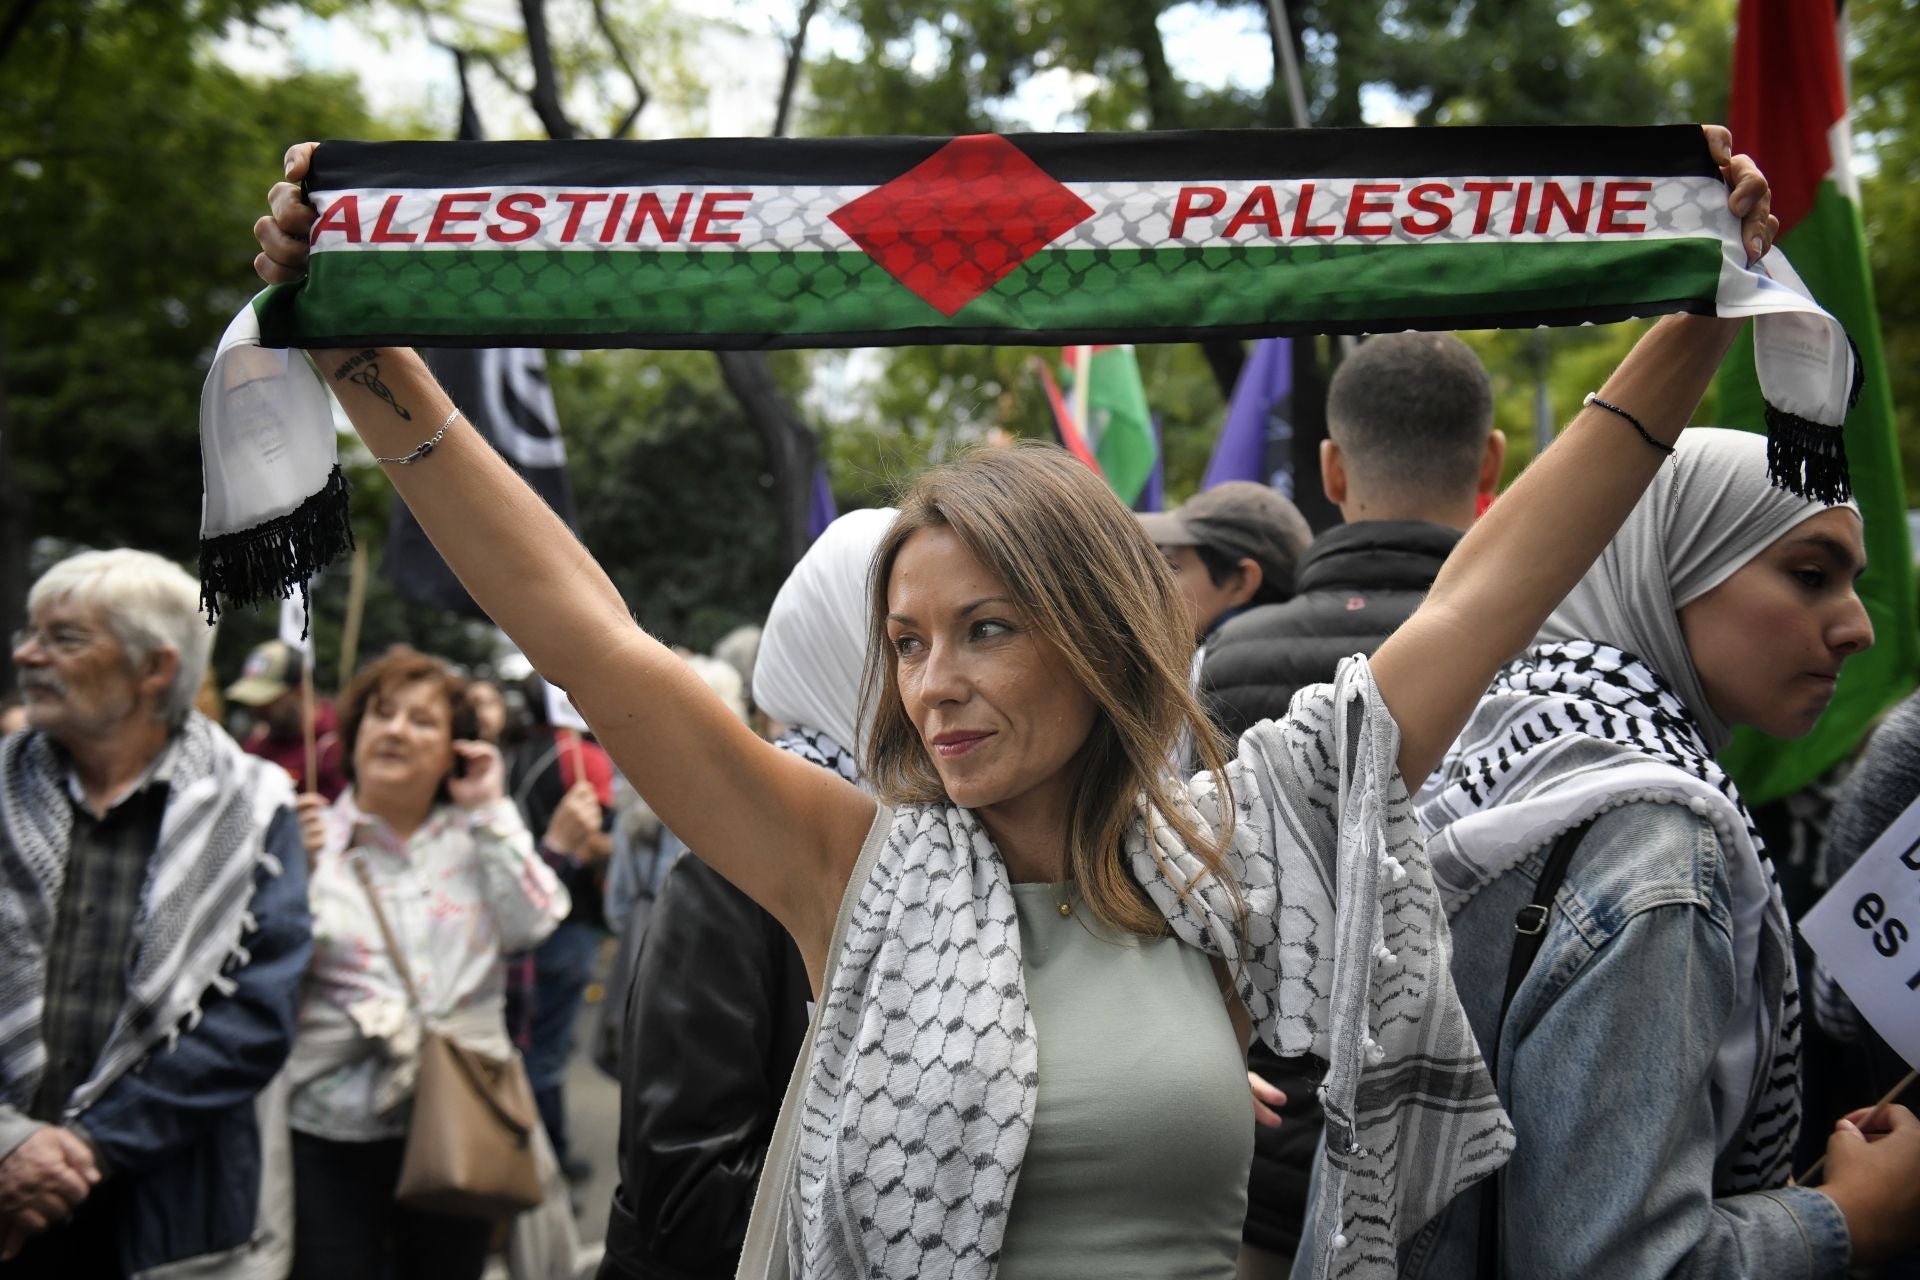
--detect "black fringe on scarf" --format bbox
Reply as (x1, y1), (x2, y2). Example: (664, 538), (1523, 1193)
(197, 464), (355, 627)
(1762, 339), (1863, 505)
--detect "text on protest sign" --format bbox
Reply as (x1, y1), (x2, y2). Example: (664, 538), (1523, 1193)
(1800, 792), (1920, 1069)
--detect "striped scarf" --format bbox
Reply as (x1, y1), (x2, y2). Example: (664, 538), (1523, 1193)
(200, 126), (1858, 618)
(0, 716), (293, 1119)
(1418, 642), (1801, 1192)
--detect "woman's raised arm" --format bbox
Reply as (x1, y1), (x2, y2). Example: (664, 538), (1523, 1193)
(1374, 126), (1778, 784)
(256, 145), (875, 975)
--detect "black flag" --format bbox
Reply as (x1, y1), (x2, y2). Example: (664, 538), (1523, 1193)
(383, 347), (578, 616)
(383, 54), (580, 617)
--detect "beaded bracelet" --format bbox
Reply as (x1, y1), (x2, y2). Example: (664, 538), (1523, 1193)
(375, 407), (459, 465)
(1582, 393), (1674, 457)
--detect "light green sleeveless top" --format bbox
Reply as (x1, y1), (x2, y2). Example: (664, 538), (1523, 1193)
(994, 882), (1251, 1280)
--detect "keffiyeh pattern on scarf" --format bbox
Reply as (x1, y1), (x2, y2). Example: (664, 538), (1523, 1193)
(0, 715), (294, 1119)
(785, 657), (1512, 1280)
(1419, 641), (1801, 1193)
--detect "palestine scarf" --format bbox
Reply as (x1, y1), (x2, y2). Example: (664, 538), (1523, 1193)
(0, 716), (294, 1118)
(201, 125), (1859, 619)
(774, 658), (1511, 1280)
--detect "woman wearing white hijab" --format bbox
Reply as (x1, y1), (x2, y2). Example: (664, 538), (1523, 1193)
(1378, 429), (1919, 1278)
(601, 510), (895, 1280)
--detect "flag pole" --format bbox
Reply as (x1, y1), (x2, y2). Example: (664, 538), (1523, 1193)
(1263, 0), (1310, 129)
(300, 655), (318, 795)
(566, 729), (588, 791)
(1795, 1068), (1916, 1185)
(1070, 346), (1093, 447)
(338, 543), (368, 694)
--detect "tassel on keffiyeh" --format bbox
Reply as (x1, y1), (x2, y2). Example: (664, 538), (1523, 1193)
(201, 125), (1859, 607)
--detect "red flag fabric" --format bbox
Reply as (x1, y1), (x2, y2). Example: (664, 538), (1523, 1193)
(1728, 0), (1849, 234)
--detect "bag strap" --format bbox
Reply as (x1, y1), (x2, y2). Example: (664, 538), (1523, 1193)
(1477, 817), (1593, 1280)
(350, 855), (425, 1013)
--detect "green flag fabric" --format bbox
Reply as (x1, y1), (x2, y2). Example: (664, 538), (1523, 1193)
(1062, 346), (1157, 505)
(1713, 0), (1915, 802)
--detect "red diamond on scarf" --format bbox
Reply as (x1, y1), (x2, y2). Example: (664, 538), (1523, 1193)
(829, 135), (1095, 317)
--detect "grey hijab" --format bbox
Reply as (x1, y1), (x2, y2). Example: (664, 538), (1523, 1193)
(1538, 427), (1859, 751)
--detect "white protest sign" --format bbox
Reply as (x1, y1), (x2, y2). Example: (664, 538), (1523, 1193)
(542, 677), (591, 733)
(1800, 792), (1920, 1069)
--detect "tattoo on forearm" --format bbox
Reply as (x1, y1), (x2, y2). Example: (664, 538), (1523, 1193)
(332, 349), (412, 421)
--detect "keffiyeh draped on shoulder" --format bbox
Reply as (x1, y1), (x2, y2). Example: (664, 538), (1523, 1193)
(779, 656), (1510, 1280)
(1419, 641), (1802, 1193)
(0, 716), (294, 1119)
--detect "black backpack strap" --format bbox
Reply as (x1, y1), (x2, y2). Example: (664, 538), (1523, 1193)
(1478, 817), (1595, 1280)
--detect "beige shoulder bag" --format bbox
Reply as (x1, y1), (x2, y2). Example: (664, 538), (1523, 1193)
(351, 856), (545, 1218)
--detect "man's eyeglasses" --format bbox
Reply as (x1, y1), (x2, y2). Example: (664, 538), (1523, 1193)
(11, 626), (95, 656)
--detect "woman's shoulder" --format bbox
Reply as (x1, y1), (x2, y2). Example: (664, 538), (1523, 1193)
(1570, 798), (1730, 926)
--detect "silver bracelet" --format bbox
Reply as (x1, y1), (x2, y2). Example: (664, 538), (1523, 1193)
(375, 407), (459, 465)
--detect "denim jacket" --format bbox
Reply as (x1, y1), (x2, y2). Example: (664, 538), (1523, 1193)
(1298, 801), (1849, 1280)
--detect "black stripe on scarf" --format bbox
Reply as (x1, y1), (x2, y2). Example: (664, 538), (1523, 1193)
(307, 124), (1720, 192)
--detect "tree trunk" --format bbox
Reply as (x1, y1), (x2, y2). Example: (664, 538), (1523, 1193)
(716, 351), (816, 570)
(500, 0), (820, 570)
(519, 0), (579, 140)
(0, 339), (31, 692)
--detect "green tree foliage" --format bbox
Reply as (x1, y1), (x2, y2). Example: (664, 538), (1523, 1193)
(1854, 0), (1920, 495)
(0, 2), (517, 689)
(552, 349), (788, 650)
(2, 2), (375, 557)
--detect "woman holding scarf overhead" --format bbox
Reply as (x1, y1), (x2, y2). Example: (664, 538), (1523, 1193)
(252, 131), (1894, 1279)
(1376, 429), (1920, 1280)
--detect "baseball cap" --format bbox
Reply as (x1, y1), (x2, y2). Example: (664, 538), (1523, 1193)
(225, 640), (304, 707)
(1139, 482), (1313, 593)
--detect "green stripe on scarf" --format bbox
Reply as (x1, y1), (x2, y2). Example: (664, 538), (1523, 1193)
(266, 240), (1728, 348)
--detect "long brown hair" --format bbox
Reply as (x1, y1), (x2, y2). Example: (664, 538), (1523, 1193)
(860, 443), (1240, 937)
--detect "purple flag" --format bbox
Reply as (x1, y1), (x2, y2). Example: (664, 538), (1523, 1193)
(807, 463), (839, 543)
(1203, 338), (1293, 496)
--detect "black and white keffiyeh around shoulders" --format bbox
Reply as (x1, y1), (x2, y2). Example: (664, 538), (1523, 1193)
(1418, 641), (1803, 1195)
(778, 655), (1512, 1280)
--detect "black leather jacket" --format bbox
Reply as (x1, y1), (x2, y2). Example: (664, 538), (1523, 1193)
(1202, 517), (1460, 1255)
(599, 854), (812, 1280)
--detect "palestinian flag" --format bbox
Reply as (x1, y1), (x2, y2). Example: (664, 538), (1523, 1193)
(204, 125), (1860, 616)
(1714, 0), (1916, 803)
(1035, 346), (1158, 505)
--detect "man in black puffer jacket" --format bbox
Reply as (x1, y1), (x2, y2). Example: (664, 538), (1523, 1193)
(1204, 331), (1505, 1279)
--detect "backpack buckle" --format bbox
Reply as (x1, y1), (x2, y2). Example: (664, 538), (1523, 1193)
(1514, 904), (1551, 936)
